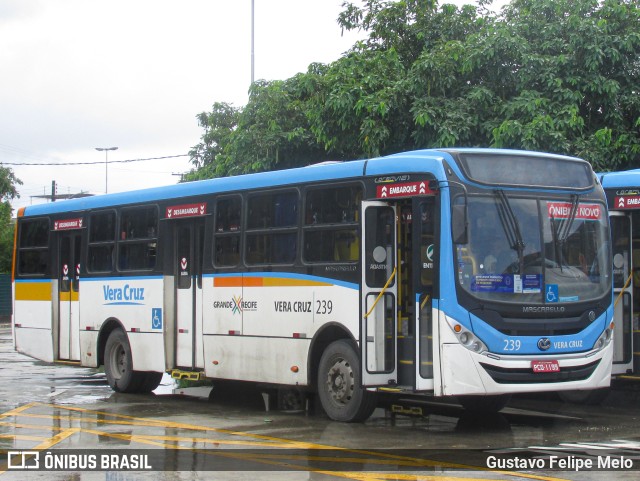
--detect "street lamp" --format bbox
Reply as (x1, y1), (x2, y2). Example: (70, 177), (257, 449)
(95, 147), (118, 194)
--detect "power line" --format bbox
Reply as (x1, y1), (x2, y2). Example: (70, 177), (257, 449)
(0, 154), (189, 166)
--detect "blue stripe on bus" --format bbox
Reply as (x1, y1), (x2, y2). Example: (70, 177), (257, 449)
(14, 278), (52, 283)
(205, 272), (359, 291)
(81, 276), (164, 282)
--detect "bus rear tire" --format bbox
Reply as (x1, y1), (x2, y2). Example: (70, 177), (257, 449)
(136, 372), (163, 393)
(457, 394), (511, 413)
(317, 340), (377, 422)
(104, 329), (143, 393)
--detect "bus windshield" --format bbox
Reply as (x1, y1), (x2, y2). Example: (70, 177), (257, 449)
(455, 193), (611, 305)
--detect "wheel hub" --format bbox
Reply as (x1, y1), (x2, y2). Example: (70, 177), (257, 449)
(326, 358), (354, 405)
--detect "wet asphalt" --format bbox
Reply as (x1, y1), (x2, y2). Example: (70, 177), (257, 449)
(1, 324), (640, 480)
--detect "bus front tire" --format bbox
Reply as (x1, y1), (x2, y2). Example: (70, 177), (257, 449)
(104, 329), (143, 393)
(317, 340), (377, 423)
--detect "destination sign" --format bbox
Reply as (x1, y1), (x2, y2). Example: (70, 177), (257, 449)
(166, 203), (207, 219)
(53, 218), (83, 230)
(546, 202), (602, 220)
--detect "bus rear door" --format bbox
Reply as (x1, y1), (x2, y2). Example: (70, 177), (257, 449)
(58, 231), (81, 361)
(174, 220), (205, 370)
(361, 201), (398, 386)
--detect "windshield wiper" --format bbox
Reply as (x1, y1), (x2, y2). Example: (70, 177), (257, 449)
(494, 190), (525, 274)
(552, 194), (580, 271)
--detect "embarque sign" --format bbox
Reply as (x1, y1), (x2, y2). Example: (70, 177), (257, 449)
(376, 181), (434, 199)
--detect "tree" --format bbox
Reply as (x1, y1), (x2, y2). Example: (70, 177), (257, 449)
(189, 0), (640, 178)
(490, 0), (640, 171)
(0, 166), (22, 273)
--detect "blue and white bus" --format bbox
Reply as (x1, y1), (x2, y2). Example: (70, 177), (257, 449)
(12, 148), (614, 421)
(600, 169), (640, 382)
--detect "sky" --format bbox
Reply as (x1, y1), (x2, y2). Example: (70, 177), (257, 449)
(0, 0), (496, 213)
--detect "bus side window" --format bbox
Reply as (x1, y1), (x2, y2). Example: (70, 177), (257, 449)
(88, 211), (116, 273)
(118, 206), (158, 271)
(214, 196), (242, 268)
(303, 184), (362, 264)
(245, 190), (298, 266)
(17, 218), (50, 276)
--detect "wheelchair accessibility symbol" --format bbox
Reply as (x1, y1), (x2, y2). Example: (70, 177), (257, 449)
(546, 284), (559, 303)
(152, 308), (163, 330)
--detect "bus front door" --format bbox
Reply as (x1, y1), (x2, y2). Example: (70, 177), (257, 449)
(175, 220), (205, 370)
(361, 201), (398, 386)
(58, 232), (81, 361)
(413, 198), (436, 390)
(610, 212), (634, 375)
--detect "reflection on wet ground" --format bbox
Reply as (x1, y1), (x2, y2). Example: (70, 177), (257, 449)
(2, 325), (640, 480)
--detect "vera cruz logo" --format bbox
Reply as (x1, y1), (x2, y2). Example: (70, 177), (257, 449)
(537, 338), (551, 351)
(103, 284), (145, 305)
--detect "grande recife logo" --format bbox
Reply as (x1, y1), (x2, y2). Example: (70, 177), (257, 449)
(213, 296), (258, 315)
(547, 202), (602, 221)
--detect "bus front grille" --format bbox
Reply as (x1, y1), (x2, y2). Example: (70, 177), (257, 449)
(479, 360), (600, 384)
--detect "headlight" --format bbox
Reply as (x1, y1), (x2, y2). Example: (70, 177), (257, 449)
(593, 321), (614, 352)
(449, 321), (488, 354)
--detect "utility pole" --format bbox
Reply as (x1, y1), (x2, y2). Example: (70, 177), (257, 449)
(251, 0), (255, 85)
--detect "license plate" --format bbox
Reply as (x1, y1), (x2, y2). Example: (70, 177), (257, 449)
(531, 360), (560, 373)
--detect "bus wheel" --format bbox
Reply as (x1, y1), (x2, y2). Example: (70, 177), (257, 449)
(558, 388), (609, 405)
(136, 372), (163, 394)
(457, 394), (511, 413)
(104, 329), (141, 393)
(317, 340), (377, 422)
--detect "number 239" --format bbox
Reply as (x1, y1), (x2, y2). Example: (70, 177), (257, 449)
(503, 339), (521, 351)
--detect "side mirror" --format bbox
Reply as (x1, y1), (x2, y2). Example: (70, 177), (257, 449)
(452, 204), (468, 244)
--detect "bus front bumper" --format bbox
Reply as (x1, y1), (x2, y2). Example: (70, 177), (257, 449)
(439, 341), (613, 396)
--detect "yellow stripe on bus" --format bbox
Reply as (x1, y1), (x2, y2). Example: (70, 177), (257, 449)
(15, 282), (52, 301)
(59, 291), (79, 302)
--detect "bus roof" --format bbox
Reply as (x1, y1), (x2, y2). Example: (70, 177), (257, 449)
(22, 149), (453, 217)
(20, 148), (584, 217)
(600, 169), (640, 189)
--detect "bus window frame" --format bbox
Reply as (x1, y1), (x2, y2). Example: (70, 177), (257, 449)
(16, 217), (51, 277)
(87, 209), (117, 274)
(302, 182), (363, 265)
(244, 188), (300, 267)
(213, 194), (243, 269)
(116, 204), (160, 273)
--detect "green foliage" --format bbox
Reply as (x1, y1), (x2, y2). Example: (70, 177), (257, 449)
(0, 166), (21, 273)
(189, 0), (640, 178)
